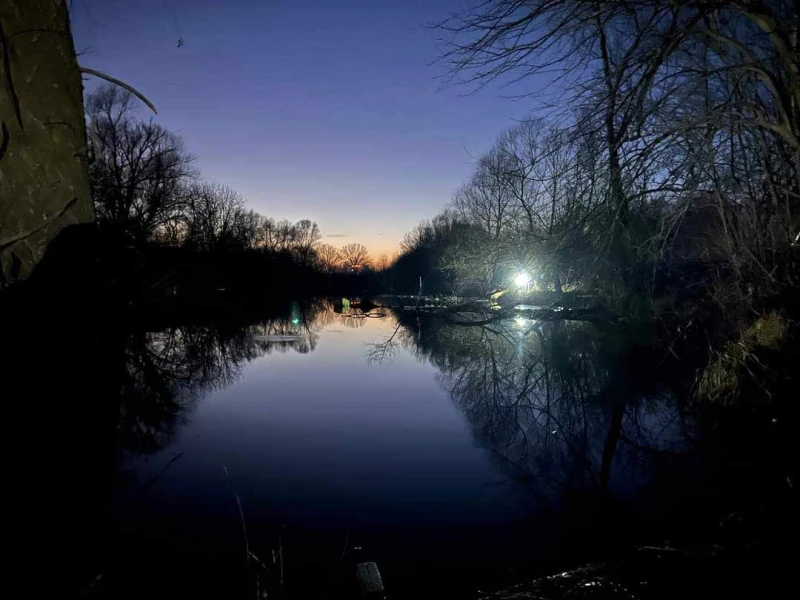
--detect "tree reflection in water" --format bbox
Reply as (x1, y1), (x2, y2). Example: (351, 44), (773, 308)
(374, 313), (694, 513)
(117, 301), (338, 457)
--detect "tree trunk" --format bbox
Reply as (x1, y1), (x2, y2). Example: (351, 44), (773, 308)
(0, 0), (93, 287)
(598, 397), (625, 494)
(596, 11), (628, 265)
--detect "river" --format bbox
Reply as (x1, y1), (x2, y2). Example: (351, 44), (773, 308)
(11, 299), (789, 599)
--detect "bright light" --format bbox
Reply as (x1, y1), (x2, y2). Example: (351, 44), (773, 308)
(514, 272), (532, 288)
(515, 316), (528, 328)
(291, 317), (301, 325)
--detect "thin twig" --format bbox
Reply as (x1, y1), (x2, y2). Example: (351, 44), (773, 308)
(222, 464), (250, 567)
(140, 451), (184, 494)
(235, 493), (250, 566)
(278, 532), (284, 588)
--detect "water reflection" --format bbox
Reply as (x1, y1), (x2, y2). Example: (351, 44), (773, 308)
(378, 313), (693, 508)
(118, 302), (694, 516)
(11, 298), (788, 599)
(117, 301), (344, 456)
(107, 302), (702, 595)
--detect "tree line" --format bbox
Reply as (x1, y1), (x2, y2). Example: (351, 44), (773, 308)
(86, 85), (373, 273)
(391, 0), (799, 322)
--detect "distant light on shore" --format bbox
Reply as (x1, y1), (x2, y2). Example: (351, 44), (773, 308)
(514, 272), (532, 289)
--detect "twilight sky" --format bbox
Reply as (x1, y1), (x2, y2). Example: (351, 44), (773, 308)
(71, 0), (537, 255)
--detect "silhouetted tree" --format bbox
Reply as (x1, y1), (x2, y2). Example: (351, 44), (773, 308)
(184, 182), (248, 252)
(86, 85), (194, 244)
(340, 243), (370, 271)
(292, 219), (322, 265)
(402, 0), (800, 307)
(260, 218), (297, 253)
(390, 213), (473, 293)
(373, 253), (393, 271)
(229, 208), (263, 251)
(316, 243), (343, 273)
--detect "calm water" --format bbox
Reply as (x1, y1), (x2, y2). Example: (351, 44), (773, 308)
(99, 300), (739, 598)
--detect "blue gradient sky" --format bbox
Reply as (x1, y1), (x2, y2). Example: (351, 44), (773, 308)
(71, 0), (536, 255)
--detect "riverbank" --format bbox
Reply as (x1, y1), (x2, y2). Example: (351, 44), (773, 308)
(381, 303), (797, 599)
(2, 290), (796, 599)
(0, 224), (383, 328)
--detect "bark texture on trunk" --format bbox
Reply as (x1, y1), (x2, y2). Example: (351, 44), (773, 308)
(0, 0), (92, 286)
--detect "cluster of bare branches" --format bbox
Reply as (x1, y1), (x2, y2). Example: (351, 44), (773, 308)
(398, 1), (799, 305)
(86, 85), (384, 269)
(87, 86), (383, 273)
(312, 242), (373, 273)
(380, 313), (689, 503)
(444, 120), (610, 293)
(87, 85), (195, 245)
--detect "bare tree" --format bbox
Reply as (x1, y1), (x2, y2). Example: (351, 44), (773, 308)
(184, 182), (247, 252)
(453, 148), (517, 239)
(315, 243), (343, 273)
(438, 1), (800, 282)
(499, 121), (598, 292)
(86, 85), (194, 244)
(439, 2), (712, 269)
(229, 209), (263, 251)
(292, 219), (322, 265)
(340, 243), (370, 271)
(258, 217), (277, 251)
(373, 253), (393, 271)
(440, 223), (500, 294)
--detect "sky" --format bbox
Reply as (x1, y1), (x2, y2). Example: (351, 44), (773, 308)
(71, 0), (539, 255)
